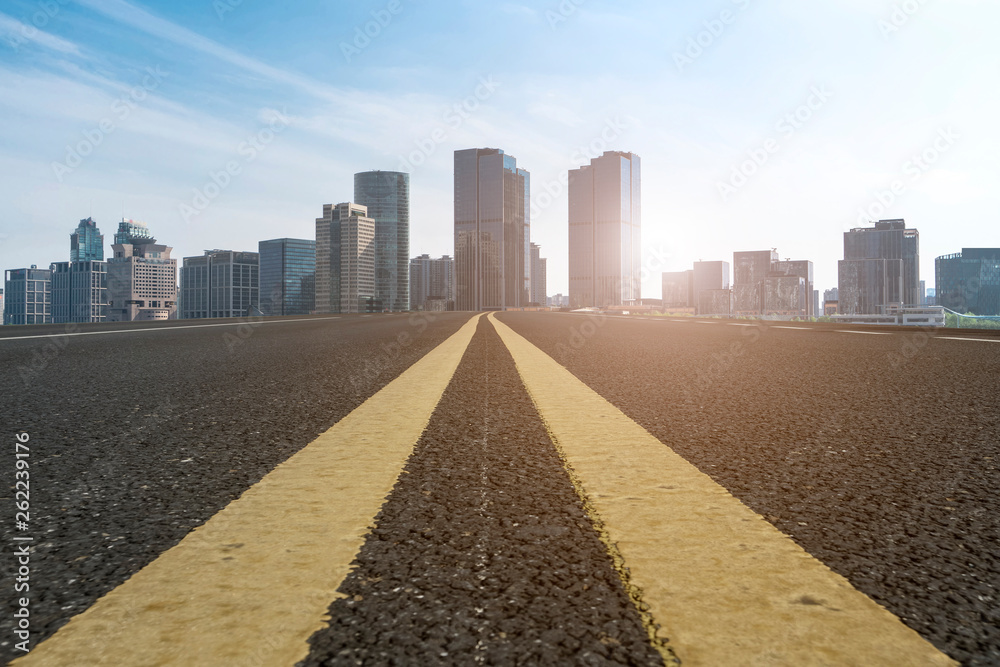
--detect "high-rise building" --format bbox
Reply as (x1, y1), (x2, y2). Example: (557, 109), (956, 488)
(734, 250), (778, 315)
(180, 250), (260, 319)
(316, 203), (375, 314)
(454, 148), (530, 311)
(936, 248), (1000, 316)
(71, 217), (104, 262)
(0, 289), (4, 324)
(3, 266), (52, 325)
(258, 238), (316, 316)
(839, 219), (919, 315)
(568, 151), (641, 309)
(733, 250), (813, 318)
(51, 261), (107, 323)
(410, 254), (455, 311)
(661, 270), (694, 309)
(529, 243), (547, 306)
(106, 220), (177, 322)
(354, 171), (410, 312)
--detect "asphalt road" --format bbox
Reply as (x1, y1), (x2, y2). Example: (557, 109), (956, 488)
(1, 312), (998, 665)
(0, 313), (472, 665)
(496, 312), (1000, 666)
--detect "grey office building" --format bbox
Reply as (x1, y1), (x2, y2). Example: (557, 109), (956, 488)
(568, 151), (641, 309)
(936, 248), (1000, 316)
(180, 250), (260, 319)
(662, 270), (694, 309)
(454, 148), (530, 311)
(839, 219), (920, 315)
(316, 203), (376, 314)
(410, 254), (455, 311)
(354, 171), (410, 312)
(51, 261), (107, 323)
(107, 220), (177, 322)
(3, 266), (52, 325)
(259, 239), (316, 316)
(529, 243), (547, 306)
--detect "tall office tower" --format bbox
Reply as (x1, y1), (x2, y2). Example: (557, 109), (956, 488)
(179, 250), (259, 319)
(259, 239), (316, 316)
(106, 220), (177, 322)
(71, 217), (104, 262)
(354, 171), (410, 312)
(454, 148), (530, 311)
(838, 220), (919, 315)
(0, 289), (4, 324)
(936, 248), (1000, 316)
(316, 203), (375, 314)
(409, 254), (455, 311)
(662, 270), (694, 309)
(529, 243), (547, 306)
(51, 261), (107, 323)
(772, 259), (815, 317)
(733, 250), (778, 315)
(3, 266), (52, 325)
(568, 151), (641, 310)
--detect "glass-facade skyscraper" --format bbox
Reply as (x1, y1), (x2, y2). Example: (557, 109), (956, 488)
(71, 217), (104, 262)
(354, 171), (409, 312)
(454, 148), (530, 311)
(936, 248), (1000, 316)
(838, 219), (919, 315)
(568, 151), (641, 309)
(259, 239), (316, 316)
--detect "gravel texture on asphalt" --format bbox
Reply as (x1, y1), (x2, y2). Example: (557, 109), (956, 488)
(498, 312), (1000, 667)
(0, 313), (471, 664)
(300, 317), (667, 667)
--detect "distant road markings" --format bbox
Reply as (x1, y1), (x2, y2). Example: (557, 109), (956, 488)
(936, 337), (1000, 343)
(773, 326), (811, 330)
(13, 314), (484, 667)
(836, 330), (894, 336)
(0, 316), (346, 342)
(491, 313), (955, 667)
(727, 322), (756, 327)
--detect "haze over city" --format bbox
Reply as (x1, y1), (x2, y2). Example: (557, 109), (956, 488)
(1, 0), (997, 296)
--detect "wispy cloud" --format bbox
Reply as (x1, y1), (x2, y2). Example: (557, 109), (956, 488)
(0, 12), (82, 56)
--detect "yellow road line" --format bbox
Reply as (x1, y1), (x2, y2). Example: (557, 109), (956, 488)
(490, 313), (955, 667)
(16, 313), (484, 667)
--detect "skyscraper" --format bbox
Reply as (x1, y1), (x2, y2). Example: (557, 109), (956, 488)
(179, 250), (260, 319)
(409, 254), (455, 311)
(259, 238), (316, 316)
(316, 203), (375, 314)
(936, 248), (1000, 316)
(106, 220), (177, 321)
(839, 219), (919, 315)
(529, 243), (547, 306)
(71, 217), (104, 262)
(3, 266), (52, 325)
(51, 261), (106, 323)
(568, 151), (641, 309)
(733, 250), (778, 315)
(454, 148), (530, 311)
(354, 171), (410, 312)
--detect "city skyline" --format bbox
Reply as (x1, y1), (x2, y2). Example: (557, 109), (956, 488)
(1, 2), (997, 298)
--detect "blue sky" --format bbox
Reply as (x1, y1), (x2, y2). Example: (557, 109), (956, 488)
(1, 0), (997, 297)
